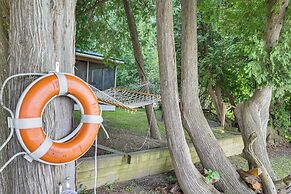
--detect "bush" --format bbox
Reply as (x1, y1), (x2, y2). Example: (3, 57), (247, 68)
(270, 97), (291, 142)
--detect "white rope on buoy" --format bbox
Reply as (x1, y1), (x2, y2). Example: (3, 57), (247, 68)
(0, 72), (105, 194)
(0, 73), (45, 173)
(0, 152), (26, 173)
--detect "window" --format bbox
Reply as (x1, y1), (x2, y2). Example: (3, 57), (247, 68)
(75, 60), (87, 81)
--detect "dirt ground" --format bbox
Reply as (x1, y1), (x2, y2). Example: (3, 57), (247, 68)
(79, 113), (291, 194)
(85, 141), (291, 194)
(82, 116), (222, 157)
(83, 129), (168, 157)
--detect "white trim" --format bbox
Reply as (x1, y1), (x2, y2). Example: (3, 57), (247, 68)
(54, 94), (84, 143)
(76, 52), (124, 64)
(15, 74), (51, 164)
(15, 73), (101, 165)
(9, 117), (42, 129)
(28, 136), (53, 161)
(81, 114), (103, 124)
(54, 73), (68, 95)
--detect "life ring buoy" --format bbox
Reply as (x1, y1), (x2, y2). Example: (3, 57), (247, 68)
(13, 73), (101, 165)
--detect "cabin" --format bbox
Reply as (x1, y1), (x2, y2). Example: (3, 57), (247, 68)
(75, 49), (124, 90)
(74, 49), (124, 111)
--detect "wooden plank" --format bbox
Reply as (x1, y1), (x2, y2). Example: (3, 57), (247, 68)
(76, 135), (244, 189)
(97, 144), (128, 156)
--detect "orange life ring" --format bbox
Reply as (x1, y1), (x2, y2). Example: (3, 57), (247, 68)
(13, 73), (101, 165)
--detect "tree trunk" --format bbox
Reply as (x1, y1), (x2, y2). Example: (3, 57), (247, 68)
(265, 0), (289, 53)
(234, 0), (289, 182)
(123, 0), (161, 140)
(208, 82), (226, 127)
(235, 87), (275, 179)
(226, 91), (239, 128)
(180, 0), (253, 193)
(4, 1), (76, 193)
(0, 0), (10, 193)
(156, 1), (218, 193)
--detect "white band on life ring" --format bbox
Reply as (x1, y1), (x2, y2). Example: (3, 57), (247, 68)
(8, 117), (43, 129)
(25, 136), (53, 162)
(54, 73), (68, 95)
(81, 114), (103, 124)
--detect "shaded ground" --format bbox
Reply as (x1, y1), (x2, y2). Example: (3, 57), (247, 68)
(90, 143), (291, 194)
(76, 108), (290, 193)
(77, 108), (234, 156)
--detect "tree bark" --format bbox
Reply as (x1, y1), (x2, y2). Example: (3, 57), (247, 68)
(235, 87), (275, 179)
(180, 0), (253, 193)
(243, 132), (277, 194)
(4, 1), (76, 193)
(235, 0), (289, 182)
(208, 82), (226, 127)
(156, 1), (218, 193)
(123, 0), (161, 140)
(0, 0), (10, 193)
(265, 0), (289, 53)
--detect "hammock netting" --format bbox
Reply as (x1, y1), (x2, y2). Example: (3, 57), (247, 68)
(20, 76), (158, 112)
(89, 83), (161, 112)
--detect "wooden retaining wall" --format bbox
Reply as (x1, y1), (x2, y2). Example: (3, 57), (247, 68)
(76, 135), (243, 189)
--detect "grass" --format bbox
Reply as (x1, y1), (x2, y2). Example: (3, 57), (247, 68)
(74, 108), (166, 137)
(103, 108), (165, 135)
(229, 155), (291, 179)
(76, 108), (291, 193)
(74, 108), (239, 141)
(271, 156), (291, 179)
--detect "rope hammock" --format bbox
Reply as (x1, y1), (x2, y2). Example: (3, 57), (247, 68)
(89, 82), (161, 111)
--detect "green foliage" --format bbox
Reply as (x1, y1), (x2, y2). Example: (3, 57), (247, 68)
(76, 0), (160, 92)
(270, 96), (291, 142)
(78, 187), (88, 194)
(75, 0), (290, 139)
(205, 169), (220, 184)
(166, 175), (176, 184)
(105, 183), (114, 191)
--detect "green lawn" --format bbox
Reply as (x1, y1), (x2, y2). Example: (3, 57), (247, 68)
(229, 155), (291, 179)
(74, 108), (166, 138)
(271, 156), (291, 179)
(74, 108), (237, 141)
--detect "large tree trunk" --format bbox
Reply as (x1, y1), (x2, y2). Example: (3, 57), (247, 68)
(179, 0), (253, 193)
(3, 1), (76, 193)
(234, 0), (289, 182)
(156, 1), (218, 193)
(235, 87), (275, 178)
(0, 0), (10, 193)
(123, 0), (161, 140)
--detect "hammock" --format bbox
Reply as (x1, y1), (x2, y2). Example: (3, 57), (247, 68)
(89, 83), (161, 111)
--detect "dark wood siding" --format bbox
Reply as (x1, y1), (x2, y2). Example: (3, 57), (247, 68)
(75, 60), (116, 90)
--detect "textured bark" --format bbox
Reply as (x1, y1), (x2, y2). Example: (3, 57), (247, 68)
(243, 132), (277, 194)
(235, 0), (289, 183)
(208, 82), (226, 127)
(226, 91), (238, 127)
(265, 0), (289, 53)
(180, 0), (253, 193)
(5, 1), (76, 193)
(123, 0), (161, 140)
(235, 87), (275, 179)
(0, 0), (10, 193)
(156, 1), (218, 193)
